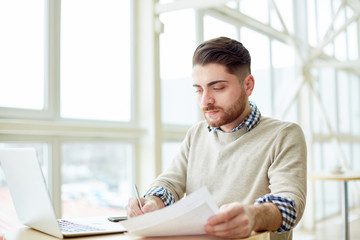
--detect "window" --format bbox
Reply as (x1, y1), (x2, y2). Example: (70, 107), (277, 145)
(270, 0), (294, 34)
(160, 9), (198, 126)
(306, 0), (360, 221)
(61, 142), (132, 217)
(162, 141), (181, 171)
(239, 0), (269, 25)
(271, 40), (297, 121)
(204, 15), (237, 40)
(60, 0), (131, 121)
(0, 0), (134, 230)
(0, 0), (45, 110)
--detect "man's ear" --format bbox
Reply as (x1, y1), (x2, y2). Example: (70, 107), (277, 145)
(244, 74), (255, 96)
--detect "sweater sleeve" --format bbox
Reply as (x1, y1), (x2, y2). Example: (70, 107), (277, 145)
(267, 122), (307, 227)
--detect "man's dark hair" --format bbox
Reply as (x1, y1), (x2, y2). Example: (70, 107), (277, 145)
(192, 37), (251, 82)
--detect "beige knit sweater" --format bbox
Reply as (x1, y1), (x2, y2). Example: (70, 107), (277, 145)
(150, 117), (307, 240)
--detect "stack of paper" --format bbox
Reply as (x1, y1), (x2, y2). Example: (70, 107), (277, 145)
(121, 187), (219, 237)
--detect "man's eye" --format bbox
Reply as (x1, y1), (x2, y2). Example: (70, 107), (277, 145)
(194, 89), (203, 93)
(214, 87), (224, 90)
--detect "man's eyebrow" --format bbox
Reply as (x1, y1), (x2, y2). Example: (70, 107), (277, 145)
(192, 80), (228, 88)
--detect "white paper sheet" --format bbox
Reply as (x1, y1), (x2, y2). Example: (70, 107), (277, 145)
(121, 186), (219, 237)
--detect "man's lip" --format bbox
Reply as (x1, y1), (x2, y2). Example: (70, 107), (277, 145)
(205, 110), (219, 115)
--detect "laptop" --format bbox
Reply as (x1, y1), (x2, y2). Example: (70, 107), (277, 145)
(0, 148), (127, 238)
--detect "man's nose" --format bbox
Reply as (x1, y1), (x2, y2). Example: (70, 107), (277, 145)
(200, 91), (215, 107)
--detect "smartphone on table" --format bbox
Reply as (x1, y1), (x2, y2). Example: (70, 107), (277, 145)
(107, 216), (128, 222)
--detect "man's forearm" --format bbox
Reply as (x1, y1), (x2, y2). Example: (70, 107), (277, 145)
(145, 195), (165, 208)
(247, 202), (282, 232)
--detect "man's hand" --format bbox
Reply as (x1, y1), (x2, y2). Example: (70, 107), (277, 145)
(204, 202), (254, 238)
(126, 195), (165, 218)
(204, 202), (282, 238)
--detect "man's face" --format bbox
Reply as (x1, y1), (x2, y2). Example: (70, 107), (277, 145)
(192, 63), (251, 132)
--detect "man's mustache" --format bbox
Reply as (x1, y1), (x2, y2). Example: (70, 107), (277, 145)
(202, 106), (222, 112)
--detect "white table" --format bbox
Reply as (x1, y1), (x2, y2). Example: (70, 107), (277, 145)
(308, 171), (360, 240)
(4, 227), (270, 240)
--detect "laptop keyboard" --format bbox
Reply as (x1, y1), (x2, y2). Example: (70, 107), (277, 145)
(58, 219), (105, 233)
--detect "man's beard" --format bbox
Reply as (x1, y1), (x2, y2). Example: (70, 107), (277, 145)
(202, 92), (247, 128)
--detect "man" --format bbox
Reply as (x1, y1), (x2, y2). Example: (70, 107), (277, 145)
(126, 37), (307, 240)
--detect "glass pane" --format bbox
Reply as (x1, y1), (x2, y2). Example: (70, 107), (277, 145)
(350, 74), (360, 135)
(319, 68), (337, 133)
(60, 0), (131, 121)
(341, 143), (351, 168)
(353, 143), (360, 170)
(226, 0), (238, 9)
(314, 142), (325, 220)
(337, 71), (350, 133)
(204, 15), (237, 41)
(160, 9), (198, 125)
(323, 141), (339, 171)
(271, 40), (297, 119)
(162, 141), (181, 171)
(0, 143), (49, 231)
(317, 0), (332, 41)
(270, 0), (294, 34)
(160, 9), (195, 80)
(61, 142), (132, 217)
(311, 69), (324, 134)
(323, 181), (340, 216)
(240, 28), (272, 117)
(312, 142), (323, 171)
(239, 0), (269, 24)
(323, 42), (334, 57)
(347, 22), (359, 61)
(314, 142), (341, 220)
(307, 0), (318, 46)
(352, 143), (360, 207)
(315, 181), (325, 220)
(333, 2), (346, 31)
(0, 0), (45, 110)
(283, 101), (298, 123)
(334, 32), (347, 61)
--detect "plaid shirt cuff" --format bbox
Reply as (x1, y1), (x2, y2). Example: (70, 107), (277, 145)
(255, 194), (296, 232)
(144, 186), (175, 207)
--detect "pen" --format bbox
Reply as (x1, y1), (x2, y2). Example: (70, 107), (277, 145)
(133, 184), (143, 211)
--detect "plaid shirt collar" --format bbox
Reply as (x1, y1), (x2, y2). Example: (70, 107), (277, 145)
(208, 101), (261, 133)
